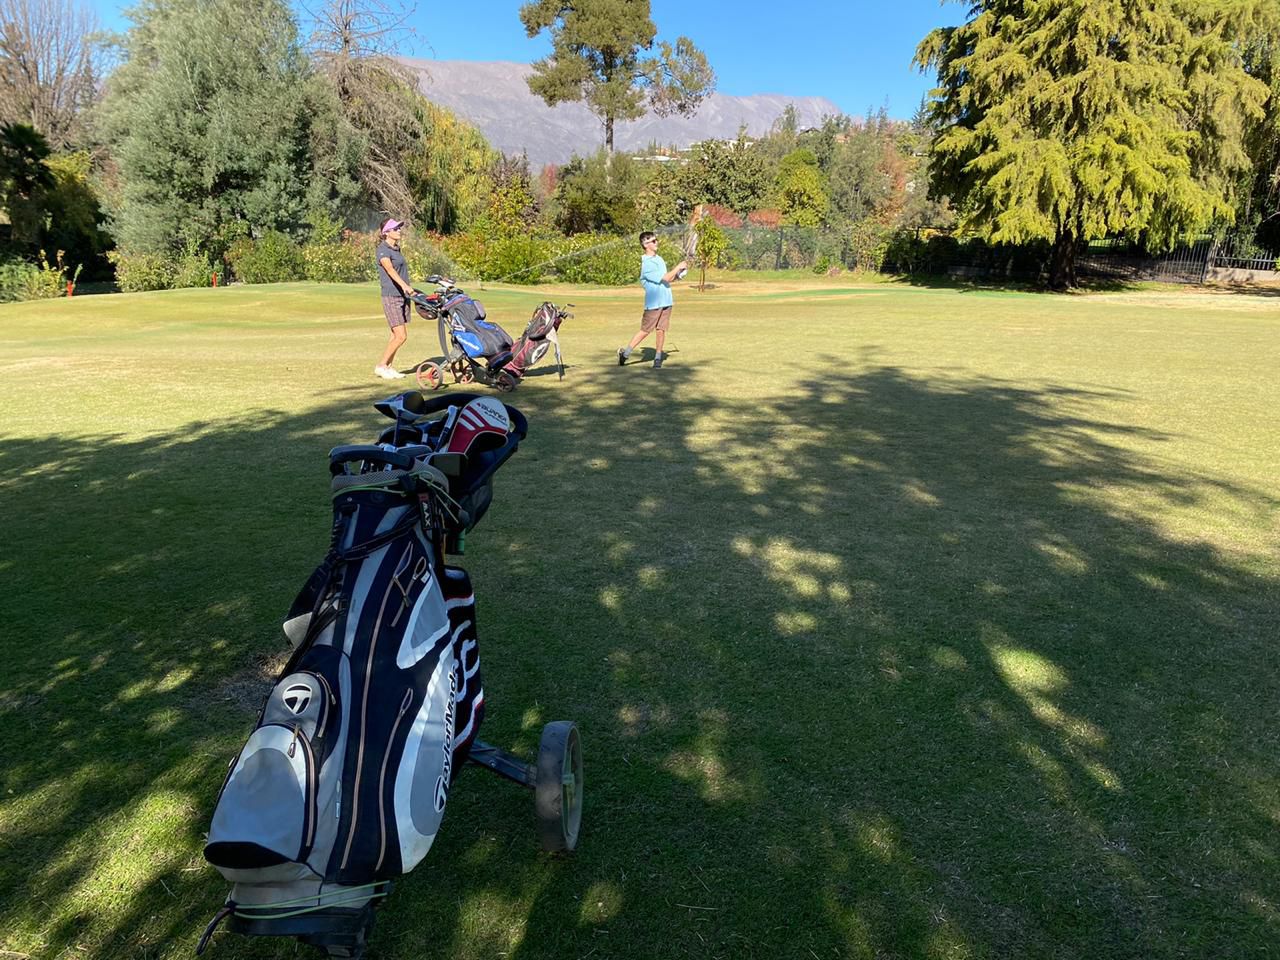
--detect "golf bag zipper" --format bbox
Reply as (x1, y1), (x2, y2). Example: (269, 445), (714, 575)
(287, 724), (319, 852)
(374, 688), (415, 871)
(339, 542), (416, 870)
(303, 670), (336, 742)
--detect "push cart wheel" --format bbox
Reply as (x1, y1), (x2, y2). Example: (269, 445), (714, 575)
(415, 361), (444, 391)
(535, 721), (583, 853)
(457, 368), (475, 384)
(321, 947), (362, 959)
(495, 373), (517, 394)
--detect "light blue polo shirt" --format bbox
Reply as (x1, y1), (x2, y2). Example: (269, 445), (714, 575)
(640, 254), (674, 310)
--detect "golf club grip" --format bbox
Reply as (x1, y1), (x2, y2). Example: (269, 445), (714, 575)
(329, 445), (416, 474)
(411, 392), (488, 416)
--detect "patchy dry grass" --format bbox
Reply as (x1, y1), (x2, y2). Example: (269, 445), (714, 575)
(1, 277), (1278, 959)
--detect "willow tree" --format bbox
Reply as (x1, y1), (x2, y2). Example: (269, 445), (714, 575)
(915, 0), (1270, 287)
(518, 0), (714, 152)
(0, 0), (102, 150)
(306, 0), (420, 217)
(406, 100), (498, 234)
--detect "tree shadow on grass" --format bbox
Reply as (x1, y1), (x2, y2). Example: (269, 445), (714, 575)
(420, 361), (1278, 960)
(0, 390), (381, 958)
(893, 272), (1280, 299)
(1200, 282), (1280, 298)
(1, 358), (1277, 959)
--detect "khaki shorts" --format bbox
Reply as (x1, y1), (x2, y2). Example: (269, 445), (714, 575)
(382, 296), (410, 328)
(640, 306), (672, 333)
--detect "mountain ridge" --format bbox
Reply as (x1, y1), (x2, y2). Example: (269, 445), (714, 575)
(398, 58), (844, 168)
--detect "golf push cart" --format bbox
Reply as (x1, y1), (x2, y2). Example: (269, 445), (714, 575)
(408, 276), (571, 393)
(196, 391), (584, 958)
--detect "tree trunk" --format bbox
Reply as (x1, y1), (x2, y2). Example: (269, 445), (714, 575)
(1049, 230), (1081, 289)
(604, 115), (614, 154)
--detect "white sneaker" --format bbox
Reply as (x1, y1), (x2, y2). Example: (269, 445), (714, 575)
(374, 365), (403, 380)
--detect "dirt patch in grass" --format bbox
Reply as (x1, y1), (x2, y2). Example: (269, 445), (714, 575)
(201, 649), (289, 715)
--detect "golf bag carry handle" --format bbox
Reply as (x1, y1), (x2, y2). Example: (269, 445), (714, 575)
(328, 445), (417, 475)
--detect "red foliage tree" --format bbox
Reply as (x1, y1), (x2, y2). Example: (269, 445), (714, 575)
(703, 203), (743, 228)
(746, 208), (782, 228)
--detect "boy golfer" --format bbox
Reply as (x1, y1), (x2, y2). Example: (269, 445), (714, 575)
(618, 231), (687, 369)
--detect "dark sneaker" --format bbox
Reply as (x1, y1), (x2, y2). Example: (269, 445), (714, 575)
(653, 353), (664, 369)
(617, 348), (628, 366)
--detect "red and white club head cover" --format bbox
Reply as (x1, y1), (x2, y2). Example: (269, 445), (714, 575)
(443, 396), (511, 455)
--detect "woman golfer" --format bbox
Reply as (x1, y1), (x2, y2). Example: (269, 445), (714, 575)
(374, 218), (414, 380)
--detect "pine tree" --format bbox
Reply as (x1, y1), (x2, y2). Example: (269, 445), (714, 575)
(518, 0), (714, 153)
(0, 121), (53, 247)
(916, 0), (1270, 287)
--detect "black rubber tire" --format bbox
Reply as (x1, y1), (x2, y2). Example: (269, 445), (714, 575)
(535, 721), (583, 853)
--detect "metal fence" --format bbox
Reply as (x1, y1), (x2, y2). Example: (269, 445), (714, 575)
(1210, 233), (1280, 272)
(705, 222), (1278, 284)
(1076, 237), (1217, 284)
(1077, 234), (1280, 284)
(716, 225), (849, 271)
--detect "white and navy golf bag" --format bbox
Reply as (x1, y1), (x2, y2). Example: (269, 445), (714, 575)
(199, 397), (527, 958)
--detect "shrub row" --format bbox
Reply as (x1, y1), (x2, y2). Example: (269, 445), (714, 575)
(109, 227), (728, 290)
(108, 249), (223, 293)
(0, 256), (65, 302)
(440, 231), (682, 285)
(109, 230), (459, 291)
(104, 223), (1003, 295)
(881, 232), (1052, 278)
(0, 251), (82, 302)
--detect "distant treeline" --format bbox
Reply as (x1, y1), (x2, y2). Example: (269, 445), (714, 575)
(0, 0), (1275, 295)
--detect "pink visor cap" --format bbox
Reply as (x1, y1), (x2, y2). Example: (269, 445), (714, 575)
(380, 218), (404, 234)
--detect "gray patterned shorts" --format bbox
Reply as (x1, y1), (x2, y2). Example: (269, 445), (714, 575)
(382, 296), (410, 328)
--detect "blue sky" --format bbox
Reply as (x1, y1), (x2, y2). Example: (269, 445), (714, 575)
(88, 0), (965, 118)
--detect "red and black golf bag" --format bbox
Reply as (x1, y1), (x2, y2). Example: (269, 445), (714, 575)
(504, 302), (569, 381)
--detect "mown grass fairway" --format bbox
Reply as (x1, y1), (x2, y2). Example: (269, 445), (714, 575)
(1, 277), (1278, 960)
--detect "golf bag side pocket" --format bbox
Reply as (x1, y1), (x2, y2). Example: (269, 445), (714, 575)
(205, 650), (346, 884)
